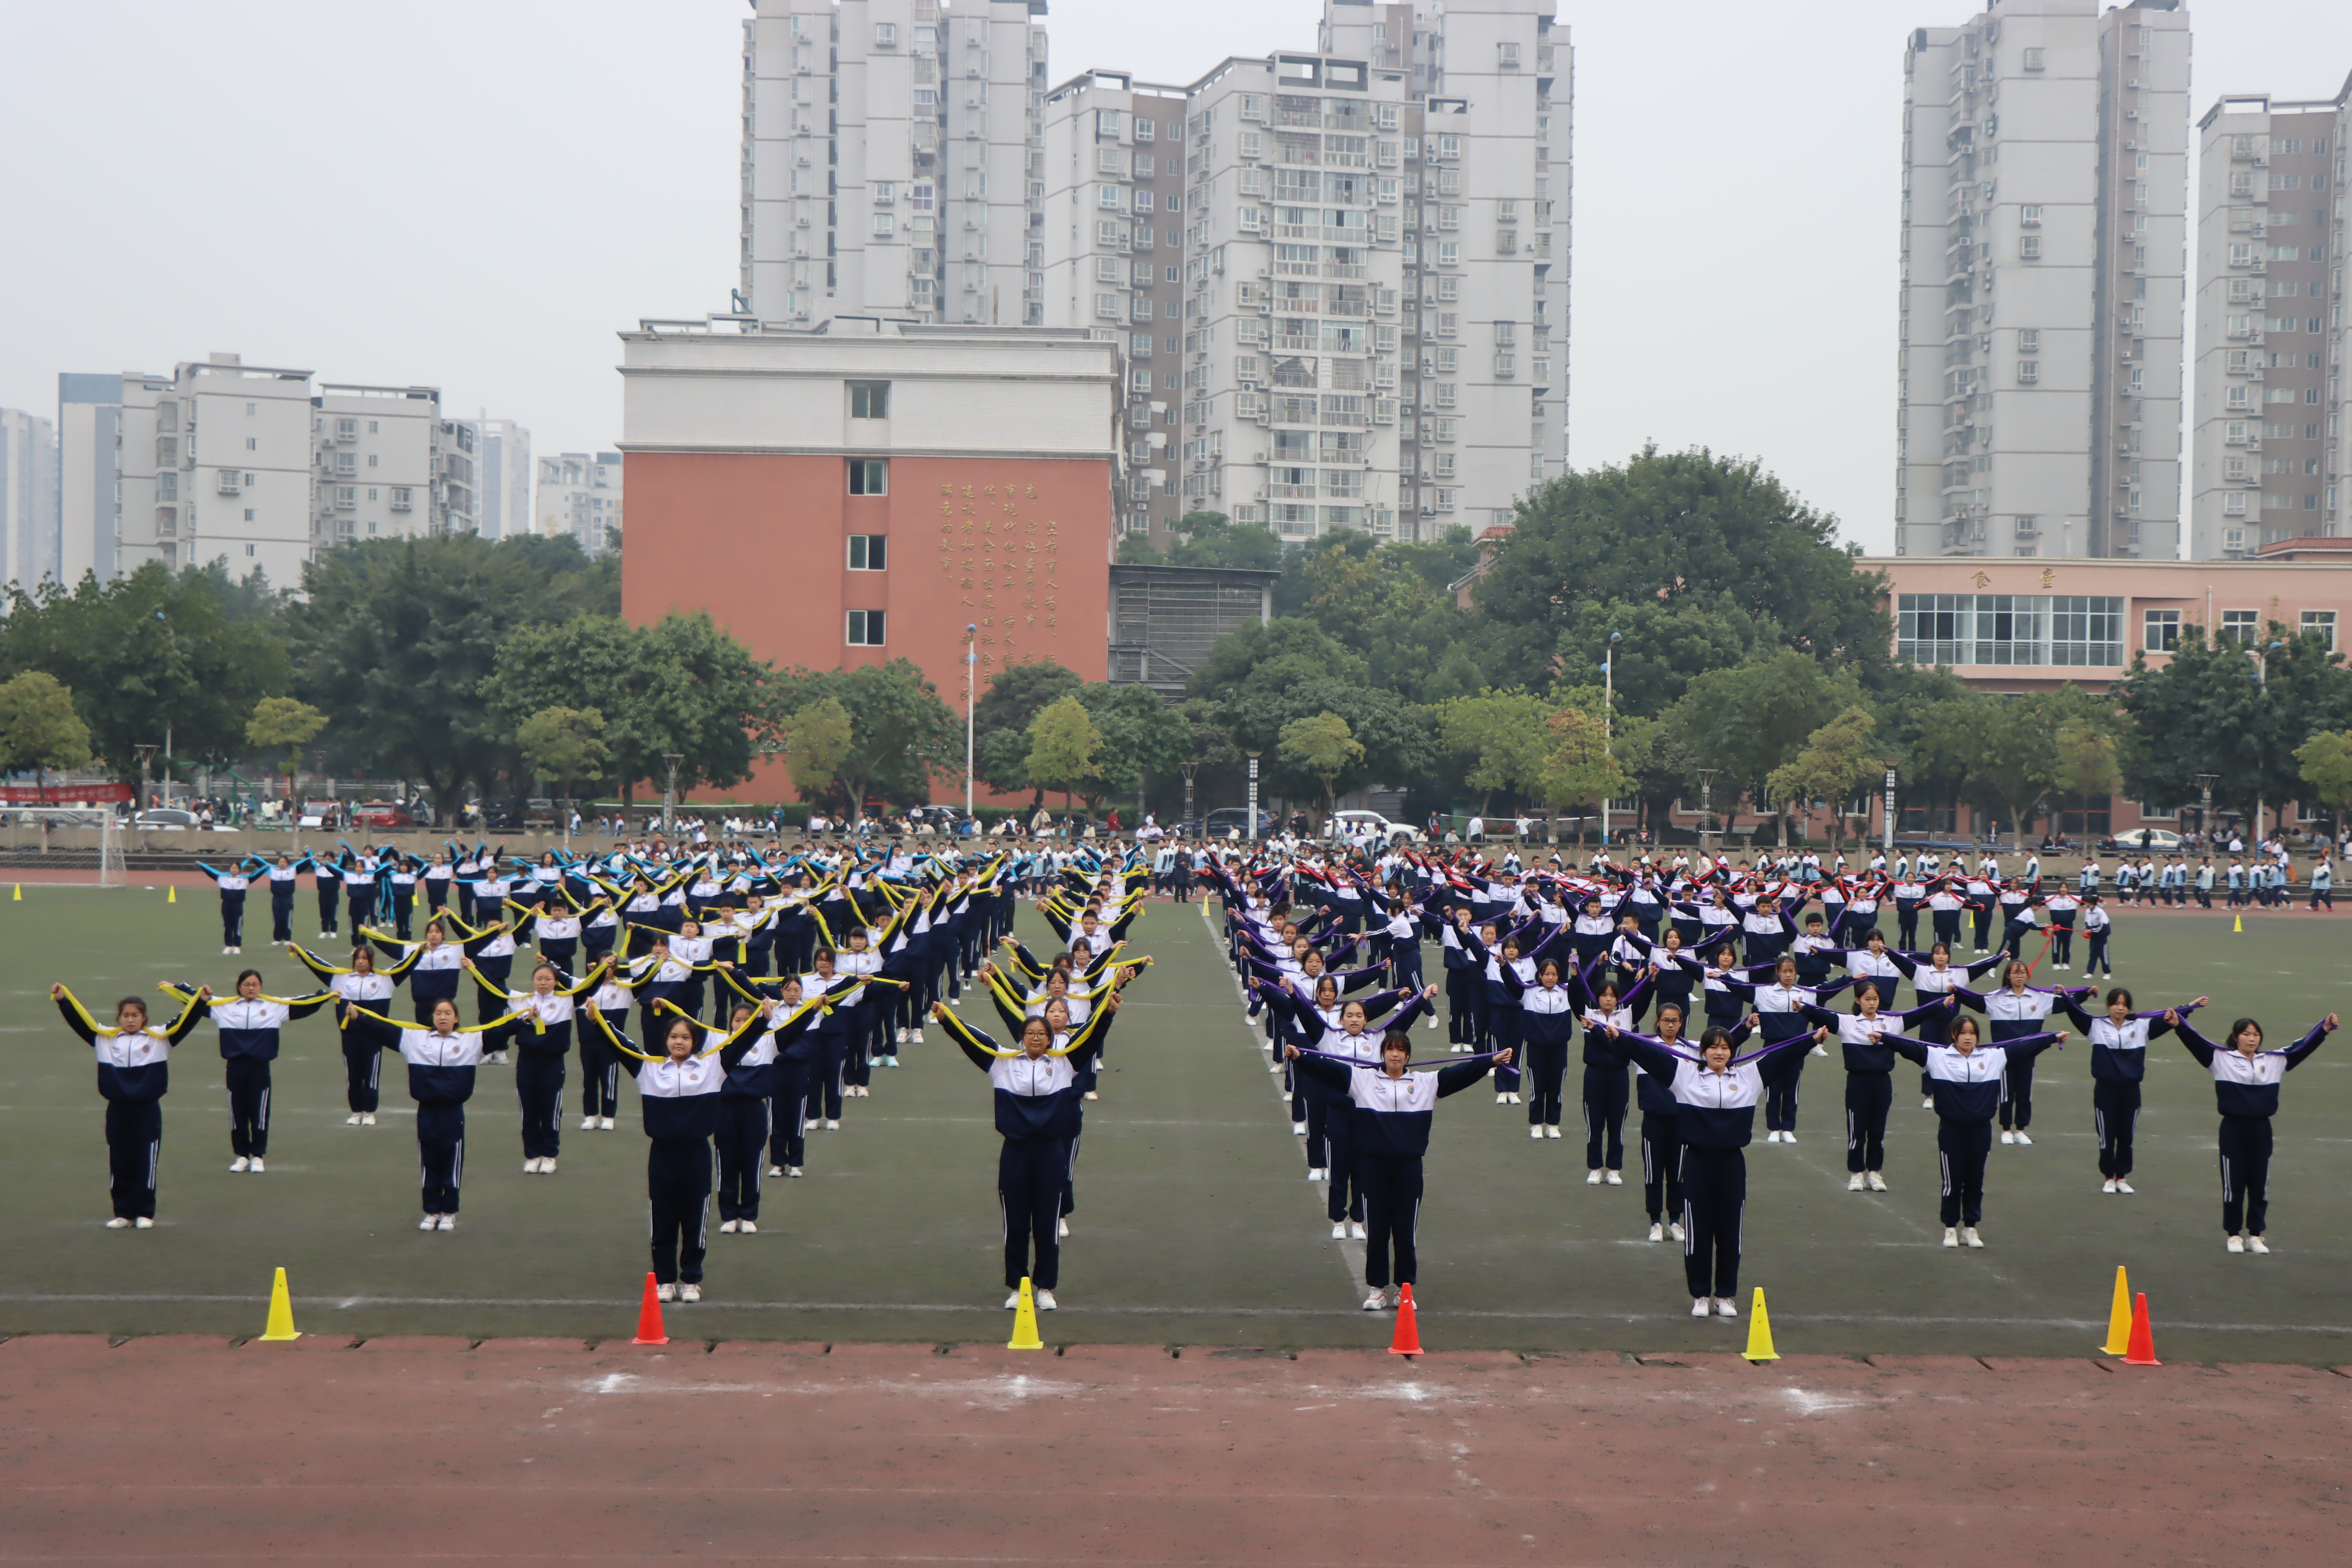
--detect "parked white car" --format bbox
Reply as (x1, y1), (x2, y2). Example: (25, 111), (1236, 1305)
(1324, 809), (1422, 847)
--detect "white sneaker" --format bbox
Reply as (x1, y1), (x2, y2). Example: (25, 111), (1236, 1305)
(658, 1282), (678, 1302)
(1866, 1172), (1887, 1192)
(491, 1051), (508, 1066)
(1763, 1129), (1778, 1143)
(895, 1028), (908, 1045)
(1692, 1297), (1712, 1317)
(1604, 1170), (1622, 1186)
(1545, 1126), (1562, 1140)
(1923, 1096), (1936, 1110)
(719, 1219), (739, 1233)
(2013, 1131), (2033, 1146)
(1057, 1218), (1069, 1239)
(134, 1216), (153, 1229)
(420, 1215), (438, 1230)
(825, 1119), (840, 1130)
(1847, 1174), (1866, 1191)
(787, 1167), (802, 1177)
(435, 1214), (454, 1230)
(230, 1157), (250, 1173)
(1962, 1227), (1984, 1249)
(1508, 1092), (1522, 1104)
(600, 1117), (615, 1131)
(2102, 1178), (2118, 1194)
(740, 1220), (757, 1234)
(1943, 1227), (1959, 1248)
(1035, 1289), (1058, 1311)
(910, 1029), (924, 1045)
(223, 946), (233, 956)
(361, 1113), (376, 1126)
(1082, 1090), (1099, 1102)
(1780, 1133), (1795, 1145)
(1333, 1222), (1348, 1239)
(106, 1217), (131, 1229)
(1424, 1015), (1439, 1030)
(581, 1115), (599, 1131)
(2249, 1236), (2270, 1254)
(680, 1283), (701, 1302)
(248, 1157), (265, 1173)
(1648, 1222), (1663, 1242)
(1811, 1044), (1828, 1057)
(525, 1157), (542, 1174)
(1669, 1222), (1686, 1243)
(2114, 1179), (2134, 1194)
(1495, 1092), (1509, 1104)
(1293, 1123), (1308, 1135)
(1586, 1169), (1602, 1185)
(1005, 1292), (1021, 1310)
(1715, 1297), (1738, 1318)
(2000, 1130), (2015, 1145)
(2228, 1234), (2246, 1253)
(345, 1113), (363, 1126)
(1530, 1127), (1545, 1140)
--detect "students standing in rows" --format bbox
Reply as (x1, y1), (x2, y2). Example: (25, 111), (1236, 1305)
(343, 995), (525, 1230)
(1622, 1002), (1726, 1244)
(1882, 1014), (2067, 1248)
(50, 983), (210, 1227)
(2174, 1009), (2339, 1252)
(1955, 961), (2087, 1146)
(161, 971), (333, 1172)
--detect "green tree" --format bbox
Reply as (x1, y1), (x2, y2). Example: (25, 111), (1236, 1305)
(1277, 711), (1364, 819)
(1612, 712), (1698, 840)
(1075, 681), (1190, 807)
(971, 659), (1084, 796)
(1554, 593), (1788, 718)
(766, 659), (959, 817)
(0, 560), (291, 783)
(777, 698), (855, 804)
(1474, 445), (1891, 693)
(2116, 622), (2352, 828)
(1116, 533), (1161, 564)
(1166, 523), (1284, 572)
(0, 671), (95, 801)
(515, 706), (612, 807)
(1766, 706), (1881, 853)
(1664, 650), (1863, 845)
(2054, 718), (2123, 836)
(1188, 616), (1367, 704)
(1027, 695), (1104, 808)
(1220, 678), (1434, 807)
(2297, 731), (2352, 827)
(245, 696), (327, 805)
(1539, 705), (1628, 847)
(1435, 688), (1552, 813)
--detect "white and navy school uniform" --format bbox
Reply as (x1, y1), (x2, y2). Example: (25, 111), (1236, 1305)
(1884, 1029), (2063, 1229)
(311, 856), (344, 936)
(54, 990), (206, 1221)
(582, 971), (635, 1121)
(1925, 886), (1965, 949)
(266, 862), (301, 943)
(398, 937), (466, 1025)
(1290, 1051), (1492, 1292)
(181, 990), (333, 1160)
(943, 1011), (1112, 1293)
(2178, 1017), (2334, 1239)
(1891, 879), (1926, 948)
(492, 986), (585, 1161)
(388, 1023), (488, 1216)
(329, 968), (398, 1113)
(1748, 979), (1848, 1134)
(1580, 998), (1640, 1172)
(1612, 1028), (1796, 1303)
(1831, 999), (1948, 1175)
(2081, 902), (2113, 976)
(2043, 891), (2080, 965)
(2058, 998), (2188, 1181)
(422, 859), (453, 913)
(629, 1034), (733, 1286)
(712, 1001), (821, 1222)
(213, 870), (251, 947)
(1509, 976), (1579, 1130)
(1960, 984), (2068, 1132)
(387, 861), (420, 938)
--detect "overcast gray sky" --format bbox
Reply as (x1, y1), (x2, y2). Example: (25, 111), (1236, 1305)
(4, 0), (2349, 555)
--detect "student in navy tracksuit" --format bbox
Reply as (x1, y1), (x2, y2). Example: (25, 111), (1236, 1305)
(162, 971), (333, 1171)
(1716, 956), (1855, 1144)
(1889, 943), (2002, 1106)
(2057, 987), (2205, 1193)
(1287, 1028), (1503, 1311)
(310, 853), (344, 939)
(1882, 1014), (2066, 1248)
(673, 985), (824, 1233)
(589, 1005), (770, 1299)
(1954, 962), (2089, 1145)
(1602, 1020), (1817, 1316)
(264, 854), (303, 945)
(199, 859), (258, 953)
(290, 943), (403, 1125)
(2175, 1010), (2339, 1251)
(464, 956), (610, 1173)
(343, 996), (525, 1229)
(1618, 1003), (1746, 1243)
(1501, 956), (1583, 1139)
(931, 997), (1121, 1311)
(1828, 981), (1956, 1191)
(51, 983), (210, 1226)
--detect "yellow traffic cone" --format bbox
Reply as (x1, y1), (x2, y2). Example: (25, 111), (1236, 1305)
(258, 1266), (301, 1342)
(1006, 1276), (1044, 1351)
(2232, 912), (2242, 933)
(167, 885), (177, 905)
(2100, 1265), (2133, 1356)
(10, 883), (19, 901)
(1742, 1286), (1780, 1362)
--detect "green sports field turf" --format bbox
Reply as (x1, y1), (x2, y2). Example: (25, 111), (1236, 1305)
(2, 883), (2349, 1359)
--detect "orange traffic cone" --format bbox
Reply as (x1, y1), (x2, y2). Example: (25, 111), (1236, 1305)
(631, 1272), (669, 1346)
(2122, 1291), (2160, 1366)
(1388, 1283), (1423, 1356)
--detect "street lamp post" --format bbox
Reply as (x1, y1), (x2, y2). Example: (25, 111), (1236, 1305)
(662, 754), (684, 838)
(1694, 767), (1718, 858)
(132, 744), (158, 819)
(1245, 750), (1262, 843)
(2251, 640), (2285, 842)
(1882, 760), (1899, 856)
(964, 624), (978, 818)
(1600, 631), (1620, 847)
(2193, 772), (2219, 844)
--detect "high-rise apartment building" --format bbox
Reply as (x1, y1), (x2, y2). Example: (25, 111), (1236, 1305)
(477, 418), (532, 541)
(1895, 0), (2189, 562)
(55, 374), (120, 584)
(744, 0), (1569, 547)
(740, 0), (1048, 328)
(311, 382), (451, 555)
(0, 408), (60, 590)
(537, 451), (623, 555)
(2187, 79), (2350, 558)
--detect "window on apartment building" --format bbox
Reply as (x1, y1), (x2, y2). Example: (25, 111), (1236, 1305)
(246, 437), (258, 451)
(2219, 609), (2260, 645)
(872, 213), (894, 238)
(244, 509), (256, 522)
(847, 535), (888, 571)
(2020, 205), (2043, 227)
(849, 382), (890, 419)
(873, 22), (895, 47)
(846, 609), (886, 647)
(2019, 236), (2041, 260)
(2143, 609), (2180, 653)
(2023, 47), (2045, 69)
(2301, 610), (2338, 651)
(847, 459), (888, 496)
(2017, 361), (2038, 385)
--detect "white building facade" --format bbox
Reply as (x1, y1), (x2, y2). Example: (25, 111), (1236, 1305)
(477, 418), (532, 541)
(310, 383), (450, 553)
(537, 451), (623, 555)
(1895, 0), (2189, 562)
(0, 408), (59, 590)
(740, 0), (1047, 329)
(2187, 80), (2350, 558)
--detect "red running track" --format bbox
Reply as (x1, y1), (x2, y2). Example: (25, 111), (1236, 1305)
(4, 1335), (2348, 1566)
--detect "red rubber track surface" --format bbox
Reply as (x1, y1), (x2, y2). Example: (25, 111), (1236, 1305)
(6, 1335), (2347, 1565)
